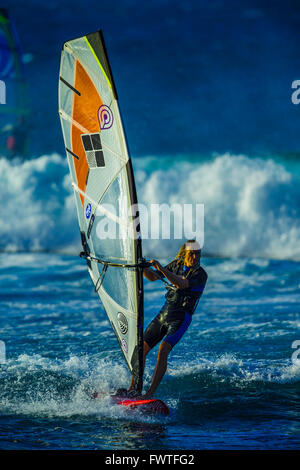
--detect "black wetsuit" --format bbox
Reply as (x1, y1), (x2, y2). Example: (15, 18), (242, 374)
(144, 260), (208, 349)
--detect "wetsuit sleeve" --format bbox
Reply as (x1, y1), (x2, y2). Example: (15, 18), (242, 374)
(188, 269), (208, 294)
(163, 260), (177, 273)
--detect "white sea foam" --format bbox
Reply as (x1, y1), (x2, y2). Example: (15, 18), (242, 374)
(137, 153), (300, 260)
(1, 152), (300, 260)
(0, 353), (165, 421)
(167, 353), (300, 385)
(0, 154), (79, 253)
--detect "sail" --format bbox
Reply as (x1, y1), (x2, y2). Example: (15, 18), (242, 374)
(0, 8), (30, 156)
(58, 30), (144, 392)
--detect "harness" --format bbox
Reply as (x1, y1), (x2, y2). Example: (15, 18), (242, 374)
(164, 261), (204, 314)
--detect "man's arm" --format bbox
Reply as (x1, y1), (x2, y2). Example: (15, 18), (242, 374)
(143, 267), (161, 281)
(150, 259), (189, 289)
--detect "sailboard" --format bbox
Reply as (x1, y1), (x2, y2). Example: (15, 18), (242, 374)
(0, 8), (31, 157)
(58, 30), (169, 415)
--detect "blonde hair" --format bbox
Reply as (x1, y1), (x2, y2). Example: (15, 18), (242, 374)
(174, 239), (200, 267)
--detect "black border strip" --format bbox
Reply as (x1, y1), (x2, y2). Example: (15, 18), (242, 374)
(66, 147), (79, 160)
(98, 30), (118, 100)
(87, 214), (95, 239)
(59, 76), (81, 96)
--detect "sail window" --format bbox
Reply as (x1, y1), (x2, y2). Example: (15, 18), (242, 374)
(81, 132), (105, 168)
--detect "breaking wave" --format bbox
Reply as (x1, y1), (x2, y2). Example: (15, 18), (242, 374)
(1, 152), (299, 260)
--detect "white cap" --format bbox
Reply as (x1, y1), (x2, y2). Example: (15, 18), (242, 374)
(185, 241), (201, 251)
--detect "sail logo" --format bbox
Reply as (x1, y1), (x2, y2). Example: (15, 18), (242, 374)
(0, 80), (6, 104)
(98, 104), (113, 130)
(117, 312), (128, 335)
(86, 203), (92, 219)
(121, 339), (128, 353)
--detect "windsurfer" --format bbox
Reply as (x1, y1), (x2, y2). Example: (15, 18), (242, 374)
(4, 116), (29, 157)
(128, 239), (208, 399)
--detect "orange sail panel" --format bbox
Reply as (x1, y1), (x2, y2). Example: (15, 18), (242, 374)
(71, 59), (103, 205)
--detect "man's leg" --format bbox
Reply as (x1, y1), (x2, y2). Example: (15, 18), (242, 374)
(143, 313), (192, 398)
(143, 340), (172, 399)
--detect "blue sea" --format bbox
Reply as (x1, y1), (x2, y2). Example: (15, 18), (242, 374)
(0, 0), (299, 451)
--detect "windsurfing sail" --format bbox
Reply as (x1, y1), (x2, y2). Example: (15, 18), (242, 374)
(58, 30), (145, 393)
(0, 8), (31, 157)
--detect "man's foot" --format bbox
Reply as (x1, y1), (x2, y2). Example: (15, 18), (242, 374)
(115, 388), (129, 397)
(127, 389), (141, 398)
(115, 388), (142, 399)
(142, 392), (154, 400)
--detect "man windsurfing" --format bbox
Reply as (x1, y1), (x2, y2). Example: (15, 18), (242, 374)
(125, 239), (208, 398)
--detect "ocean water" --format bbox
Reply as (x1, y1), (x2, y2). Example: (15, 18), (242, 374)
(0, 0), (300, 452)
(0, 252), (299, 450)
(5, 0), (300, 157)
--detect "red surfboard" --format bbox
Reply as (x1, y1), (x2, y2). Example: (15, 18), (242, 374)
(112, 395), (169, 415)
(93, 392), (169, 415)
